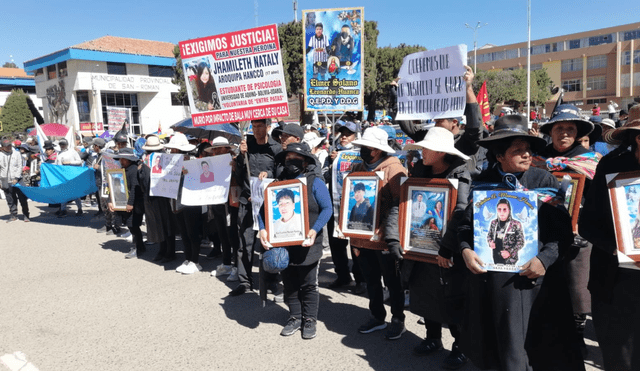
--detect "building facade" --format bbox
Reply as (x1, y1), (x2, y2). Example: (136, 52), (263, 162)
(24, 36), (189, 136)
(470, 22), (640, 115)
(0, 67), (44, 117)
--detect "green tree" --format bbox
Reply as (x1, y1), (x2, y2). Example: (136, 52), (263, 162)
(171, 45), (188, 104)
(278, 21), (304, 97)
(363, 20), (379, 121)
(2, 62), (17, 68)
(0, 89), (33, 133)
(375, 44), (427, 111)
(473, 68), (553, 113)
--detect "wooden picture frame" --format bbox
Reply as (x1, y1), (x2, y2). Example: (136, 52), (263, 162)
(606, 170), (640, 266)
(339, 172), (383, 241)
(107, 169), (129, 211)
(264, 178), (310, 247)
(398, 178), (458, 264)
(554, 172), (586, 232)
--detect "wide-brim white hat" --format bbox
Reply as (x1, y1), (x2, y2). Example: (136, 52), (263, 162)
(164, 133), (196, 152)
(303, 132), (323, 149)
(351, 127), (395, 154)
(403, 127), (470, 160)
(141, 134), (164, 151)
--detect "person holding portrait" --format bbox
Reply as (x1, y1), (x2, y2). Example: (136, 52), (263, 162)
(272, 188), (303, 239)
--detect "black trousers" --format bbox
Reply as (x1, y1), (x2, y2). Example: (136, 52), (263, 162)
(2, 186), (29, 218)
(327, 214), (363, 283)
(358, 248), (405, 322)
(282, 261), (320, 320)
(208, 204), (233, 266)
(176, 207), (204, 263)
(237, 203), (257, 288)
(425, 319), (461, 345)
(120, 211), (144, 250)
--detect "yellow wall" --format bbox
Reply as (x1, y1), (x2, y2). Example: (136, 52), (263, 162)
(543, 60), (562, 90)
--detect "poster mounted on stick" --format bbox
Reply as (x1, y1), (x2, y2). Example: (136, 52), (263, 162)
(180, 154), (232, 206)
(106, 107), (132, 132)
(149, 153), (184, 199)
(395, 45), (468, 121)
(179, 25), (289, 126)
(302, 7), (364, 111)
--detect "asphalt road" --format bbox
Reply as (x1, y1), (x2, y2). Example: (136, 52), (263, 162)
(0, 200), (603, 370)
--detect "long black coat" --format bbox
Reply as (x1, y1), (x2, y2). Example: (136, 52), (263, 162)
(138, 162), (177, 243)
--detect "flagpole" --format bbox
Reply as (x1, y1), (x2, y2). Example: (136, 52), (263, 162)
(527, 0), (531, 128)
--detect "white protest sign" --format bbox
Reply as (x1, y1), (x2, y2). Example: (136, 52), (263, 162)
(106, 106), (132, 132)
(250, 176), (274, 230)
(395, 45), (467, 121)
(149, 153), (184, 199)
(180, 154), (232, 205)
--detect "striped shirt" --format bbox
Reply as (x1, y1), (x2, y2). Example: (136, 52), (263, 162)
(308, 35), (329, 63)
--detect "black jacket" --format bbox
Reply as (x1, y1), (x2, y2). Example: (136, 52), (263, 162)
(235, 135), (282, 204)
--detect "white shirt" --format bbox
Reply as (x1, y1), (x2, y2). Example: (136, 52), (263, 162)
(55, 149), (82, 166)
(412, 201), (427, 220)
(273, 213), (303, 240)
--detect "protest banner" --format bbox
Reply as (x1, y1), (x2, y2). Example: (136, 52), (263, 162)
(149, 153), (184, 199)
(100, 153), (121, 197)
(302, 7), (364, 111)
(179, 25), (289, 126)
(395, 45), (468, 121)
(106, 107), (132, 132)
(181, 154), (232, 205)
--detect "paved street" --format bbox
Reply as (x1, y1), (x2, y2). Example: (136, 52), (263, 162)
(0, 200), (603, 370)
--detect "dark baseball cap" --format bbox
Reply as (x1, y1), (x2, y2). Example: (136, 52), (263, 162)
(282, 123), (304, 139)
(337, 120), (357, 134)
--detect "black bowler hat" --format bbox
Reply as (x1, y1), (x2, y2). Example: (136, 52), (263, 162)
(539, 104), (594, 139)
(476, 115), (547, 152)
(113, 148), (139, 162)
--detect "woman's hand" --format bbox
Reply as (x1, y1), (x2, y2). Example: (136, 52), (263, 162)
(519, 257), (546, 279)
(436, 255), (453, 269)
(259, 229), (270, 250)
(302, 229), (317, 247)
(108, 203), (114, 212)
(462, 248), (487, 274)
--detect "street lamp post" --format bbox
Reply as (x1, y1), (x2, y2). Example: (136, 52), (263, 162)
(465, 21), (488, 73)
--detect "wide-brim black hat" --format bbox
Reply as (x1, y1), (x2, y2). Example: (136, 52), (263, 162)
(588, 123), (603, 144)
(275, 142), (316, 164)
(539, 104), (594, 139)
(476, 115), (547, 152)
(112, 148), (139, 162)
(43, 140), (54, 150)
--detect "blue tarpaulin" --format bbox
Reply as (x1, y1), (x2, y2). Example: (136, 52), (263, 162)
(17, 163), (97, 204)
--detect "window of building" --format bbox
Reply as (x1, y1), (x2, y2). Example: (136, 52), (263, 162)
(35, 68), (43, 77)
(148, 65), (174, 78)
(564, 100), (583, 106)
(586, 76), (606, 91)
(529, 64), (542, 71)
(587, 55), (607, 69)
(622, 30), (640, 41)
(519, 47), (528, 57)
(492, 51), (506, 61)
(622, 50), (640, 65)
(76, 91), (91, 122)
(505, 48), (519, 59)
(569, 39), (581, 49)
(624, 72), (640, 87)
(562, 79), (582, 92)
(589, 34), (613, 46)
(561, 58), (583, 72)
(47, 65), (56, 80)
(171, 92), (186, 106)
(101, 92), (140, 134)
(107, 62), (127, 75)
(504, 66), (517, 71)
(58, 61), (68, 78)
(531, 45), (546, 55)
(586, 98), (607, 105)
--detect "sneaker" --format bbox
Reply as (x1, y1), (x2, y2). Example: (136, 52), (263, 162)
(200, 240), (212, 248)
(280, 317), (302, 336)
(176, 260), (190, 273)
(7, 216), (18, 223)
(124, 248), (137, 259)
(229, 285), (248, 297)
(23, 216), (30, 222)
(96, 226), (107, 233)
(105, 227), (117, 236)
(57, 210), (68, 218)
(212, 264), (233, 277)
(328, 278), (352, 289)
(302, 318), (317, 339)
(94, 210), (103, 217)
(417, 317), (425, 325)
(226, 267), (239, 282)
(358, 318), (387, 334)
(273, 293), (284, 303)
(120, 231), (133, 242)
(182, 262), (201, 275)
(442, 345), (468, 370)
(384, 318), (406, 340)
(413, 338), (443, 356)
(354, 282), (367, 295)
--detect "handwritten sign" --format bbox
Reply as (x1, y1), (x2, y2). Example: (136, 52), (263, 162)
(396, 45), (467, 121)
(149, 153), (183, 199)
(106, 107), (132, 132)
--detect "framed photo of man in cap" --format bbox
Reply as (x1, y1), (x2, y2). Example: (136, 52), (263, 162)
(339, 172), (382, 239)
(264, 179), (310, 247)
(107, 169), (129, 211)
(606, 170), (640, 265)
(398, 178), (458, 264)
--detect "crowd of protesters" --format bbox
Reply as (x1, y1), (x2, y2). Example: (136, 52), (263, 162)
(2, 66), (640, 370)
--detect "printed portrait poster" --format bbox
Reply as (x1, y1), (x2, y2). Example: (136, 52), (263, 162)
(180, 154), (232, 206)
(302, 7), (364, 111)
(266, 182), (307, 243)
(251, 176), (275, 230)
(149, 153), (184, 199)
(473, 190), (539, 273)
(396, 45), (468, 121)
(606, 173), (640, 258)
(331, 149), (362, 237)
(344, 176), (379, 233)
(179, 25), (289, 126)
(405, 187), (450, 253)
(100, 152), (121, 197)
(106, 107), (132, 132)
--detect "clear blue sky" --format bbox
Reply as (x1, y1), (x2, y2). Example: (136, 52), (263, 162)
(3, 0), (639, 67)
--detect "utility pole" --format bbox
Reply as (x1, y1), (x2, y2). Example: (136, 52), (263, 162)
(527, 0), (532, 127)
(254, 0), (259, 27)
(293, 0), (298, 22)
(465, 21), (488, 73)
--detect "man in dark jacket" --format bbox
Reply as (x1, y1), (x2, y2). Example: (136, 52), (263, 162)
(230, 118), (282, 296)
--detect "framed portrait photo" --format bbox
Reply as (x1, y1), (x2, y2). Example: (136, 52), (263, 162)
(398, 178), (458, 264)
(264, 179), (310, 247)
(472, 190), (539, 273)
(107, 169), (129, 211)
(606, 170), (640, 265)
(554, 172), (586, 232)
(339, 172), (382, 240)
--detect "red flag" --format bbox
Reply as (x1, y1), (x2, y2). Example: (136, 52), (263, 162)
(476, 81), (491, 124)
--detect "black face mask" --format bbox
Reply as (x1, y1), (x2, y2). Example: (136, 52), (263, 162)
(360, 147), (374, 164)
(285, 159), (305, 178)
(341, 32), (349, 38)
